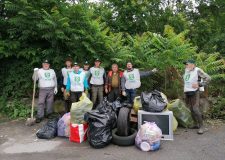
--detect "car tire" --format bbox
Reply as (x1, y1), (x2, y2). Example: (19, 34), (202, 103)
(117, 107), (131, 136)
(112, 128), (137, 146)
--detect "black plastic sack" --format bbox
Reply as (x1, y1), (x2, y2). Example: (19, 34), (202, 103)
(141, 90), (167, 112)
(36, 118), (58, 139)
(86, 99), (117, 148)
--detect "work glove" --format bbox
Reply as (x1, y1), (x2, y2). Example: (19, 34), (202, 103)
(85, 90), (88, 95)
(54, 87), (58, 95)
(152, 68), (158, 73)
(34, 68), (39, 72)
(66, 92), (70, 97)
(122, 91), (127, 96)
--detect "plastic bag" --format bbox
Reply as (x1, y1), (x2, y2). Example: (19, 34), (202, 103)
(162, 109), (178, 131)
(133, 96), (142, 114)
(57, 112), (71, 137)
(86, 99), (117, 148)
(135, 122), (162, 151)
(167, 99), (194, 128)
(141, 90), (167, 112)
(70, 123), (88, 143)
(70, 93), (93, 124)
(36, 118), (58, 139)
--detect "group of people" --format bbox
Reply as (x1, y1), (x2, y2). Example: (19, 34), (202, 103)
(32, 58), (157, 123)
(32, 58), (211, 134)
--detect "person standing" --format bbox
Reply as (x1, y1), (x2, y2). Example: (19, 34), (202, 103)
(80, 61), (91, 80)
(121, 62), (157, 104)
(183, 59), (211, 134)
(89, 58), (106, 109)
(80, 61), (91, 97)
(60, 57), (73, 113)
(66, 62), (89, 107)
(105, 64), (123, 102)
(32, 60), (58, 123)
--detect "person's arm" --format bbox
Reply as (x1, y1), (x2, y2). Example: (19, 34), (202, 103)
(53, 71), (58, 88)
(59, 68), (64, 89)
(197, 69), (211, 87)
(140, 71), (153, 78)
(84, 77), (89, 90)
(140, 68), (157, 78)
(103, 68), (106, 84)
(66, 76), (71, 92)
(32, 68), (39, 81)
(105, 73), (109, 91)
(121, 75), (126, 91)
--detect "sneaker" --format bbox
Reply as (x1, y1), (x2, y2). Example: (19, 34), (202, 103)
(197, 127), (208, 134)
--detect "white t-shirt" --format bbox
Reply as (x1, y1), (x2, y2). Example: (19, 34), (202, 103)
(36, 68), (57, 88)
(90, 67), (105, 85)
(123, 69), (141, 89)
(62, 67), (73, 86)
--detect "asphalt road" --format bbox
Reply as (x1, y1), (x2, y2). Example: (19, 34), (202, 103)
(0, 120), (225, 160)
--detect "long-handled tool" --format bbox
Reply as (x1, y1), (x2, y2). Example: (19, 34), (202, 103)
(26, 74), (37, 126)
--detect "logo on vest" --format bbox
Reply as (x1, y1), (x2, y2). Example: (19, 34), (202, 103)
(44, 72), (51, 79)
(94, 70), (100, 77)
(128, 74), (135, 81)
(74, 76), (81, 83)
(184, 74), (190, 81)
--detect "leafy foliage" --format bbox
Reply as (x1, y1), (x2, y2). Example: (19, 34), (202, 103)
(0, 0), (225, 119)
(0, 96), (31, 119)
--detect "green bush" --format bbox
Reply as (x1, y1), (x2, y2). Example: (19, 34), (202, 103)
(209, 97), (225, 120)
(0, 96), (31, 119)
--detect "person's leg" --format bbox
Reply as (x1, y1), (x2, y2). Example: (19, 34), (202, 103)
(192, 91), (205, 134)
(37, 89), (47, 121)
(70, 92), (76, 103)
(107, 89), (114, 102)
(63, 88), (71, 113)
(113, 88), (120, 101)
(130, 89), (136, 104)
(185, 94), (198, 128)
(126, 89), (132, 103)
(75, 92), (82, 102)
(46, 88), (54, 117)
(98, 85), (104, 104)
(91, 86), (98, 109)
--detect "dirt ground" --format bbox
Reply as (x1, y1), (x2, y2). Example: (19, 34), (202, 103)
(0, 119), (225, 160)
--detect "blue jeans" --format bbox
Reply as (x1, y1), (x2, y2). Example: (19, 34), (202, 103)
(126, 89), (136, 104)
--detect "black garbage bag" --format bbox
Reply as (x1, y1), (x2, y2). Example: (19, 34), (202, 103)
(141, 90), (167, 112)
(96, 97), (114, 113)
(86, 98), (117, 148)
(36, 118), (58, 139)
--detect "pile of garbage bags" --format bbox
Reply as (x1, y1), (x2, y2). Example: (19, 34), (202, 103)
(57, 112), (70, 137)
(135, 122), (162, 151)
(85, 98), (117, 148)
(70, 93), (93, 124)
(167, 99), (194, 128)
(36, 118), (58, 139)
(141, 90), (167, 112)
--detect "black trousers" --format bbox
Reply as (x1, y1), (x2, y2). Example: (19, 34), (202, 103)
(185, 91), (203, 127)
(68, 91), (82, 112)
(107, 87), (120, 102)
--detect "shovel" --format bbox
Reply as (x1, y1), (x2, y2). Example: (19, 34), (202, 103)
(25, 74), (37, 126)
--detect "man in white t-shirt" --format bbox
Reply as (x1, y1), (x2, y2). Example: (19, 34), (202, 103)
(121, 62), (157, 104)
(32, 60), (58, 123)
(60, 57), (73, 113)
(183, 59), (211, 134)
(66, 62), (89, 108)
(89, 58), (106, 109)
